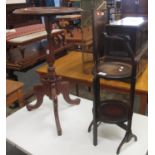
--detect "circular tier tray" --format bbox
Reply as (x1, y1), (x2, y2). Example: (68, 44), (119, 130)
(97, 61), (132, 79)
(97, 100), (129, 123)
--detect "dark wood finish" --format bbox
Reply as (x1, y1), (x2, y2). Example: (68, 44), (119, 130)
(60, 0), (80, 7)
(92, 33), (137, 154)
(6, 3), (40, 29)
(106, 17), (148, 55)
(92, 10), (107, 59)
(14, 7), (82, 136)
(105, 16), (148, 78)
(27, 0), (46, 6)
(121, 0), (148, 17)
(89, 10), (138, 154)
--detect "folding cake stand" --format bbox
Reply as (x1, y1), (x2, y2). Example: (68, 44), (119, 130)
(14, 7), (83, 136)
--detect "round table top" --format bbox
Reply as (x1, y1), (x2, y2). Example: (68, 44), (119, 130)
(13, 7), (83, 16)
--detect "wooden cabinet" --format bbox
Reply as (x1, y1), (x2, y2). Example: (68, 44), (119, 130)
(6, 3), (40, 29)
(121, 0), (148, 17)
(105, 16), (148, 77)
(137, 0), (148, 14)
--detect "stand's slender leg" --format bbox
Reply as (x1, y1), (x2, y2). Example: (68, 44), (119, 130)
(93, 119), (97, 146)
(88, 120), (93, 132)
(53, 97), (62, 136)
(88, 120), (102, 132)
(117, 63), (137, 154)
(117, 130), (137, 154)
(93, 76), (100, 146)
(60, 81), (80, 105)
(26, 85), (44, 111)
(117, 133), (128, 155)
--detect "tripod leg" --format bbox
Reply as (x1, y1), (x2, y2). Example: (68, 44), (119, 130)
(93, 119), (98, 146)
(93, 76), (100, 146)
(60, 81), (80, 105)
(26, 85), (44, 111)
(53, 97), (62, 136)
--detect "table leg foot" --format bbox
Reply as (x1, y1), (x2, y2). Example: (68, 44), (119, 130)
(117, 130), (137, 154)
(26, 85), (44, 111)
(60, 81), (80, 105)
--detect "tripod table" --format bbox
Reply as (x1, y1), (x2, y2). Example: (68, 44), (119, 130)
(13, 7), (83, 136)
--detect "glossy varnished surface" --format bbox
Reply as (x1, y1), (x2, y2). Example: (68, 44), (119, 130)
(13, 7), (83, 16)
(37, 52), (148, 94)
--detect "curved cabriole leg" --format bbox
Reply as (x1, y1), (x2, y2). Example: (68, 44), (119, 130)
(60, 81), (80, 105)
(53, 97), (62, 136)
(26, 85), (44, 111)
(117, 131), (137, 154)
(117, 133), (128, 155)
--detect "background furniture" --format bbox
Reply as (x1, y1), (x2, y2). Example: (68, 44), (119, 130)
(6, 80), (24, 107)
(6, 2), (40, 29)
(6, 24), (67, 80)
(121, 0), (148, 17)
(61, 0), (81, 7)
(80, 0), (107, 73)
(6, 95), (148, 155)
(105, 16), (148, 78)
(37, 52), (148, 115)
(56, 14), (81, 37)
